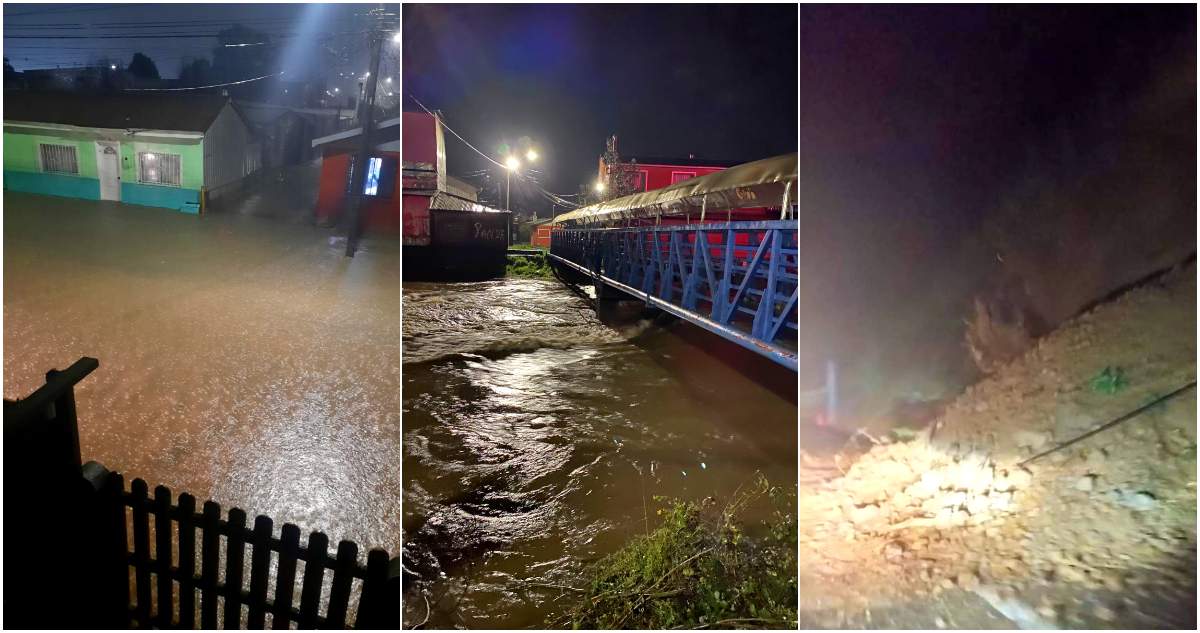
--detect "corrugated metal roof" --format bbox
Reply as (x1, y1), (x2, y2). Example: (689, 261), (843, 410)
(2, 90), (233, 133)
(428, 191), (508, 214)
(553, 152), (797, 225)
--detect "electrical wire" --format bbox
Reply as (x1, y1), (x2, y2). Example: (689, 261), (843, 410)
(405, 89), (580, 209)
(124, 71), (284, 91)
(3, 4), (139, 17)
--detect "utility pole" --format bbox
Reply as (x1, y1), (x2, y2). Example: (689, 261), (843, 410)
(345, 6), (385, 257)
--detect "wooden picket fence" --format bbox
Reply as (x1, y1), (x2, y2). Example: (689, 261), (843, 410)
(3, 357), (398, 629)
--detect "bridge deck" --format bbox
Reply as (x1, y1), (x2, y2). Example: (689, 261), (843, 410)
(550, 220), (798, 370)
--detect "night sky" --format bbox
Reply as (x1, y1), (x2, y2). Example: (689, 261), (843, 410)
(402, 3), (798, 211)
(3, 3), (398, 101)
(799, 4), (1195, 384)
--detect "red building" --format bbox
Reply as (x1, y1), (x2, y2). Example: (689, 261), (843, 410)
(402, 110), (510, 279)
(312, 117), (400, 233)
(599, 154), (743, 194)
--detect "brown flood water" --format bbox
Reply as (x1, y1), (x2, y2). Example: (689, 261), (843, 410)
(3, 193), (400, 615)
(402, 278), (797, 628)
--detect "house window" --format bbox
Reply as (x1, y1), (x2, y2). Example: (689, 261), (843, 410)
(38, 143), (79, 175)
(137, 152), (182, 187)
(671, 171), (697, 184)
(347, 155), (398, 198)
(627, 169), (648, 192)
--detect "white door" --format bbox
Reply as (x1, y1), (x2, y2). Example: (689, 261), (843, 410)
(95, 141), (121, 201)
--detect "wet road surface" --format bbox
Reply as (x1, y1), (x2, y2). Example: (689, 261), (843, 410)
(402, 279), (797, 628)
(3, 192), (400, 565)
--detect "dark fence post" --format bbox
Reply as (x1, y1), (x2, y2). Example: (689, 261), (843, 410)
(131, 479), (152, 625)
(247, 515), (273, 629)
(155, 485), (174, 627)
(298, 532), (329, 629)
(224, 508), (248, 629)
(178, 493), (198, 629)
(97, 469), (130, 628)
(200, 501), (221, 629)
(273, 523), (301, 630)
(325, 540), (358, 629)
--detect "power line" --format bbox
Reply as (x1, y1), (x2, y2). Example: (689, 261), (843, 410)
(3, 17), (379, 30)
(4, 30), (373, 40)
(405, 88), (583, 208)
(3, 4), (139, 18)
(125, 71), (285, 91)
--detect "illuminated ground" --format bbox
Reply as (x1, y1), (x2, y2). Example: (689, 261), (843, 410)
(800, 261), (1196, 629)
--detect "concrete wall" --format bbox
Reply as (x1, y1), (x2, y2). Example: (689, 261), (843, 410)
(118, 139), (203, 209)
(3, 128), (206, 210)
(2, 131), (101, 199)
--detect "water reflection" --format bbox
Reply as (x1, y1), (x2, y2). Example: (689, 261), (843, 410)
(402, 279), (797, 628)
(3, 193), (400, 569)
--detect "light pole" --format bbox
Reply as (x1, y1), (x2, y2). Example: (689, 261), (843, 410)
(505, 150), (537, 246)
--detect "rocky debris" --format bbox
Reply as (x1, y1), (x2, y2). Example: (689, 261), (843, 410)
(801, 264), (1197, 629)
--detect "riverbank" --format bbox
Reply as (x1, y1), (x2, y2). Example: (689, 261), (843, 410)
(799, 260), (1196, 628)
(401, 280), (798, 628)
(506, 246), (555, 279)
(563, 476), (797, 630)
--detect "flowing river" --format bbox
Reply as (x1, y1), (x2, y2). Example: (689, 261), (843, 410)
(402, 278), (797, 628)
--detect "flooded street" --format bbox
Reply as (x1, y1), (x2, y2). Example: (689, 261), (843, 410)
(3, 192), (400, 559)
(402, 279), (797, 628)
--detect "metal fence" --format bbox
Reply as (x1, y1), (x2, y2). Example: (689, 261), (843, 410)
(550, 220), (798, 370)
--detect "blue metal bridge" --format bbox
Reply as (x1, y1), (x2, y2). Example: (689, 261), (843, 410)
(549, 220), (798, 370)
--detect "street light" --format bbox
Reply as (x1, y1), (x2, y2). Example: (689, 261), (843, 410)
(393, 33), (400, 42)
(526, 149), (537, 161)
(595, 182), (605, 192)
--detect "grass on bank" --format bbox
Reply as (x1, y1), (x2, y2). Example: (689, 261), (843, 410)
(507, 252), (556, 279)
(555, 475), (797, 630)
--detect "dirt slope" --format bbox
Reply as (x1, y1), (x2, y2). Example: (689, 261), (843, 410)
(799, 260), (1196, 629)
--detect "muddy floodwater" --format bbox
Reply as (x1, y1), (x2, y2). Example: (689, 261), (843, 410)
(3, 193), (400, 562)
(402, 279), (797, 628)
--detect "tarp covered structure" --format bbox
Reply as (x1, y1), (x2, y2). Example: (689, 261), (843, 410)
(552, 152), (796, 226)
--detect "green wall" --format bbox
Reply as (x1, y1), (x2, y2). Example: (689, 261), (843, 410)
(119, 140), (204, 191)
(3, 132), (98, 178)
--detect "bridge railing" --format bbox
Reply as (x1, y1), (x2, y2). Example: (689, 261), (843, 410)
(550, 220), (798, 370)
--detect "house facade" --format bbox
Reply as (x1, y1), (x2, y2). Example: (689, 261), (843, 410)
(599, 153), (743, 194)
(2, 91), (259, 211)
(312, 117), (400, 232)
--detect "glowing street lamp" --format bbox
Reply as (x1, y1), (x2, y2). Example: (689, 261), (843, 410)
(526, 149), (537, 161)
(393, 33), (400, 42)
(595, 182), (605, 192)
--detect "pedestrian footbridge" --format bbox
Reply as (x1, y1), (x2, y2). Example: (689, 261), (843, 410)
(548, 154), (797, 370)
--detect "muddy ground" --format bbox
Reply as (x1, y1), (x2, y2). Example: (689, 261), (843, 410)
(800, 261), (1196, 629)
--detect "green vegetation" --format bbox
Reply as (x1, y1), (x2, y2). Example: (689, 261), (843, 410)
(557, 476), (797, 630)
(509, 243), (549, 251)
(1089, 366), (1127, 394)
(507, 253), (556, 279)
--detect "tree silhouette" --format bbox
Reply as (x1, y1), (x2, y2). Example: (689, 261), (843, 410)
(127, 53), (160, 79)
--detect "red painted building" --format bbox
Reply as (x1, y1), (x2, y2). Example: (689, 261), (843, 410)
(402, 110), (510, 279)
(599, 154), (743, 194)
(312, 117), (400, 233)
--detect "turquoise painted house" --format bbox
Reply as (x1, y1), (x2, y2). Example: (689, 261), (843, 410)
(3, 91), (261, 212)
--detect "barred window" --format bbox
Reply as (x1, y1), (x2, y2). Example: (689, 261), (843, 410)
(38, 143), (79, 175)
(137, 152), (182, 187)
